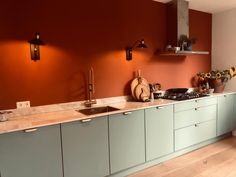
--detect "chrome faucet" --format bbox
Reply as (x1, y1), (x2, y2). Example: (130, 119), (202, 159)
(84, 67), (97, 107)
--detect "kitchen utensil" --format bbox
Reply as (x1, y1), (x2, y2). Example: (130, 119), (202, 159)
(149, 83), (161, 92)
(133, 70), (150, 101)
(135, 86), (150, 102)
(153, 90), (165, 99)
(131, 70), (150, 100)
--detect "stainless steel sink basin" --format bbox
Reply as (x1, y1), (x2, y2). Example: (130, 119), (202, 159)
(77, 106), (120, 116)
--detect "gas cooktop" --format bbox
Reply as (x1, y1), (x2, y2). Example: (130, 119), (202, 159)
(162, 88), (208, 101)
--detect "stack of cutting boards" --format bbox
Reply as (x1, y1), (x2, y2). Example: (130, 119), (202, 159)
(131, 70), (150, 102)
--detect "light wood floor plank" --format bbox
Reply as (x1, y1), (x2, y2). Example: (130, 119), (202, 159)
(130, 136), (236, 177)
(194, 157), (236, 177)
(162, 148), (236, 177)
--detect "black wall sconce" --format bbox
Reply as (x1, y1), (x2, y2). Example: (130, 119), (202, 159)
(28, 32), (45, 61)
(126, 39), (148, 61)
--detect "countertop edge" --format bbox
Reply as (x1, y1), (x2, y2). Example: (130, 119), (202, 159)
(0, 92), (235, 135)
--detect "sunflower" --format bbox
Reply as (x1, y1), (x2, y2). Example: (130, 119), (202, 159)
(197, 72), (205, 79)
(205, 73), (211, 78)
(216, 72), (221, 79)
(229, 67), (236, 78)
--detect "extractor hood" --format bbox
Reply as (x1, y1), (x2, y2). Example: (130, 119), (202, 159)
(161, 0), (209, 56)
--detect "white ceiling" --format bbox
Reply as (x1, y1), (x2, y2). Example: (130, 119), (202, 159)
(154, 0), (236, 14)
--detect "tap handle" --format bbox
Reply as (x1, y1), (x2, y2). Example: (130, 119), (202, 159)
(90, 67), (95, 94)
(88, 67), (95, 94)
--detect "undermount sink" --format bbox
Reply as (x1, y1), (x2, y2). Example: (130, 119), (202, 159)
(77, 106), (120, 116)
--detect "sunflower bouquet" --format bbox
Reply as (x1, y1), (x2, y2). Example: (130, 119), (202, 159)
(197, 66), (236, 82)
(196, 66), (236, 93)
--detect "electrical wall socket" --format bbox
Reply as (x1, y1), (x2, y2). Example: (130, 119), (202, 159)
(16, 101), (31, 109)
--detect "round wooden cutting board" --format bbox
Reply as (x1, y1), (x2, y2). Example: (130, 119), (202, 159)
(131, 70), (150, 101)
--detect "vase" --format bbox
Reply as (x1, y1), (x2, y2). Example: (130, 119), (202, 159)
(185, 44), (192, 51)
(208, 79), (226, 93)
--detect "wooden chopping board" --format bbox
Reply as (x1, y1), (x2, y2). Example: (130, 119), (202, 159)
(131, 70), (150, 101)
(135, 85), (150, 101)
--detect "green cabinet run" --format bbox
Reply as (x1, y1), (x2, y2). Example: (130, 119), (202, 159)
(1, 94), (236, 177)
(217, 94), (235, 136)
(0, 125), (63, 177)
(145, 105), (174, 161)
(61, 116), (109, 177)
(109, 110), (145, 174)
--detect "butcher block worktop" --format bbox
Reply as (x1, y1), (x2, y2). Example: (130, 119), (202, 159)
(0, 92), (235, 134)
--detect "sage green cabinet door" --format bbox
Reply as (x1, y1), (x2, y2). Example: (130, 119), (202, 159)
(109, 110), (145, 174)
(217, 94), (234, 136)
(145, 105), (174, 161)
(0, 125), (63, 177)
(61, 116), (109, 177)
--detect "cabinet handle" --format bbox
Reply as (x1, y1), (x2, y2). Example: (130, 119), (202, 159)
(123, 112), (132, 115)
(80, 119), (92, 123)
(156, 106), (164, 109)
(24, 128), (38, 133)
(195, 124), (199, 127)
(224, 95), (227, 97)
(195, 100), (198, 103)
(195, 108), (198, 111)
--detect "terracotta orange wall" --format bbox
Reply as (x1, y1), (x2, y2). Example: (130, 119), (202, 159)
(0, 0), (212, 110)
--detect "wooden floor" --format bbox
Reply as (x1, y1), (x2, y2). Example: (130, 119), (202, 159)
(129, 136), (236, 177)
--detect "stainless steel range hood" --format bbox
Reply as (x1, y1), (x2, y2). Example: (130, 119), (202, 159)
(163, 0), (209, 56)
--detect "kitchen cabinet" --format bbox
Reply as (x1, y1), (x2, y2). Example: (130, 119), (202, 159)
(0, 93), (235, 177)
(0, 125), (63, 177)
(61, 116), (109, 177)
(145, 105), (174, 161)
(174, 97), (217, 112)
(217, 94), (235, 136)
(109, 110), (145, 174)
(234, 94), (236, 129)
(174, 98), (217, 151)
(175, 104), (217, 129)
(175, 120), (216, 151)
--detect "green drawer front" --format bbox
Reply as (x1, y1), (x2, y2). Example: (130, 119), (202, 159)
(174, 97), (217, 112)
(175, 105), (217, 129)
(175, 120), (216, 151)
(198, 97), (217, 107)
